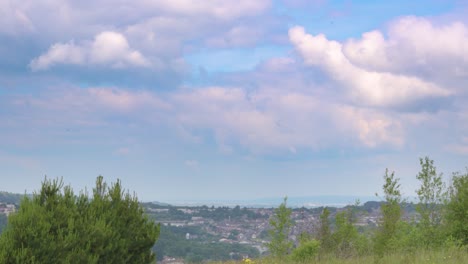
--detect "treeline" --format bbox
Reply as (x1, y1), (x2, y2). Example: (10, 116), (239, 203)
(266, 157), (467, 262)
(0, 191), (24, 205)
(146, 204), (267, 222)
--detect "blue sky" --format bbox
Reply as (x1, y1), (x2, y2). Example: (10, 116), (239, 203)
(1, 0), (468, 202)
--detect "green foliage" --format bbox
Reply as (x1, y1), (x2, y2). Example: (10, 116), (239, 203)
(153, 225), (259, 262)
(328, 202), (370, 258)
(318, 207), (333, 253)
(374, 169), (403, 257)
(291, 239), (320, 262)
(331, 209), (359, 257)
(415, 157), (447, 247)
(0, 214), (6, 234)
(446, 169), (468, 245)
(210, 157), (468, 264)
(0, 176), (160, 263)
(267, 197), (293, 259)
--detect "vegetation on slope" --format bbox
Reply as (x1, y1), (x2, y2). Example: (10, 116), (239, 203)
(213, 157), (468, 264)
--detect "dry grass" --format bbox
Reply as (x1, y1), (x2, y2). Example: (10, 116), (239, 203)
(209, 247), (468, 264)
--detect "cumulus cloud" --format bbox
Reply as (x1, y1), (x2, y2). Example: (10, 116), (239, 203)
(30, 31), (150, 71)
(289, 26), (451, 108)
(89, 32), (149, 67)
(2, 84), (405, 153)
(171, 86), (403, 151)
(3, 0), (278, 83)
(343, 16), (468, 79)
(29, 42), (86, 70)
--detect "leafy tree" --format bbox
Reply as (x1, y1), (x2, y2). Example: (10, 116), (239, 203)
(0, 214), (6, 234)
(446, 169), (468, 245)
(267, 197), (293, 259)
(318, 207), (333, 253)
(330, 201), (370, 258)
(0, 176), (160, 263)
(415, 157), (446, 247)
(374, 169), (403, 257)
(332, 210), (358, 257)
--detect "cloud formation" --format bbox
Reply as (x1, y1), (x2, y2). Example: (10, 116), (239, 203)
(343, 16), (468, 81)
(30, 31), (150, 70)
(289, 26), (451, 109)
(1, 84), (404, 154)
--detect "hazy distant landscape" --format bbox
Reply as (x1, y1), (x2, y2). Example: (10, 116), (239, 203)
(158, 196), (380, 208)
(1, 157), (467, 263)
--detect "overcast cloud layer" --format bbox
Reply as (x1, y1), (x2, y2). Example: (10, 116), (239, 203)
(1, 0), (467, 201)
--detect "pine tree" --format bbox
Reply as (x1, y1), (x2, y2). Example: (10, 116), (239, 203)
(0, 176), (160, 263)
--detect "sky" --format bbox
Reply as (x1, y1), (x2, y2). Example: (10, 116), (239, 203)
(1, 0), (468, 202)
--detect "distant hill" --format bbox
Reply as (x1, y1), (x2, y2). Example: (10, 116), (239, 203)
(158, 195), (379, 208)
(0, 191), (25, 205)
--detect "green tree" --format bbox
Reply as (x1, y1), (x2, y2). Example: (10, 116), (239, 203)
(332, 209), (358, 257)
(318, 207), (332, 253)
(374, 169), (403, 257)
(267, 197), (293, 259)
(446, 169), (468, 245)
(0, 176), (160, 263)
(0, 214), (6, 234)
(330, 201), (370, 258)
(291, 239), (320, 262)
(415, 157), (446, 247)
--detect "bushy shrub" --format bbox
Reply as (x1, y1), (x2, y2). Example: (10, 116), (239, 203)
(291, 239), (320, 262)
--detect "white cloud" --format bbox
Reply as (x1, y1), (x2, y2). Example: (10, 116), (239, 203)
(30, 31), (150, 71)
(4, 84), (404, 153)
(343, 17), (468, 76)
(334, 106), (403, 148)
(29, 41), (85, 70)
(289, 26), (451, 108)
(89, 32), (149, 67)
(172, 86), (404, 151)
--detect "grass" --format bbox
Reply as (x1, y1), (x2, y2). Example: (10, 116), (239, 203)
(209, 247), (468, 264)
